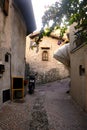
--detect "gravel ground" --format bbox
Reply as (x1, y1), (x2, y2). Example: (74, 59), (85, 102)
(0, 78), (87, 130)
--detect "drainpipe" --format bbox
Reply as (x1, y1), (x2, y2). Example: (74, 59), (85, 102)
(5, 52), (12, 100)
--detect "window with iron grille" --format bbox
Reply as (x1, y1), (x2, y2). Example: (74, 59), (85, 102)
(42, 51), (48, 61)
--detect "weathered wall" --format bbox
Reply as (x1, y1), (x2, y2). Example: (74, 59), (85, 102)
(11, 4), (26, 77)
(84, 49), (87, 111)
(26, 36), (69, 84)
(69, 23), (77, 51)
(0, 0), (26, 104)
(70, 45), (87, 111)
(70, 23), (87, 111)
(0, 0), (12, 104)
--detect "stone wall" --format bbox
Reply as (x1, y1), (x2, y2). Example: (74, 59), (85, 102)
(26, 36), (69, 84)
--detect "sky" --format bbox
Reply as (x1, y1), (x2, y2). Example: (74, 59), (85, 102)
(32, 0), (58, 30)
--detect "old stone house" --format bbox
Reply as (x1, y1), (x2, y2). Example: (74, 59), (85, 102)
(26, 32), (69, 84)
(70, 23), (87, 112)
(0, 0), (36, 104)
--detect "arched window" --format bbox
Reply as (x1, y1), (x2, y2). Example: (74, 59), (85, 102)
(42, 51), (48, 61)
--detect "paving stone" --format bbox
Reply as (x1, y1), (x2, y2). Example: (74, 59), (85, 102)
(0, 78), (87, 130)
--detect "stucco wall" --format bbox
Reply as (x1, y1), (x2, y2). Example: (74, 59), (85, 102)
(70, 44), (87, 111)
(69, 23), (77, 51)
(0, 1), (26, 104)
(84, 49), (87, 111)
(70, 23), (87, 111)
(11, 4), (26, 77)
(26, 36), (69, 84)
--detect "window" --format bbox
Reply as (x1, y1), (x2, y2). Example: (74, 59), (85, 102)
(5, 54), (9, 62)
(42, 51), (48, 61)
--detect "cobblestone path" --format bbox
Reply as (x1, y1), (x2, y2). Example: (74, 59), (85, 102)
(29, 96), (49, 130)
(0, 78), (87, 130)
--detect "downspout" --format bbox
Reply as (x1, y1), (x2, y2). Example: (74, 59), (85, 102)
(6, 52), (12, 100)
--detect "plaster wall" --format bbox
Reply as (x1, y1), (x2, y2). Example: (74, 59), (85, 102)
(0, 0), (26, 104)
(70, 44), (87, 111)
(70, 23), (87, 111)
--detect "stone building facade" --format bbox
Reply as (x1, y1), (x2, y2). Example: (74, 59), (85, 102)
(26, 34), (69, 84)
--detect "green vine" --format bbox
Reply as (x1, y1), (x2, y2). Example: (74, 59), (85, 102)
(36, 0), (87, 45)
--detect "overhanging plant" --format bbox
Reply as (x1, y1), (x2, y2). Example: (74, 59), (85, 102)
(36, 0), (87, 45)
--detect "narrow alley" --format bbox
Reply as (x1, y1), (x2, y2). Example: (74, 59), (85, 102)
(0, 78), (87, 130)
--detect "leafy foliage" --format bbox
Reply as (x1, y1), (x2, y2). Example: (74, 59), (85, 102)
(36, 0), (87, 44)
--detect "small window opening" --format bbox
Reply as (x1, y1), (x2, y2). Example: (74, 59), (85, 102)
(5, 54), (9, 62)
(79, 65), (85, 76)
(42, 51), (48, 61)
